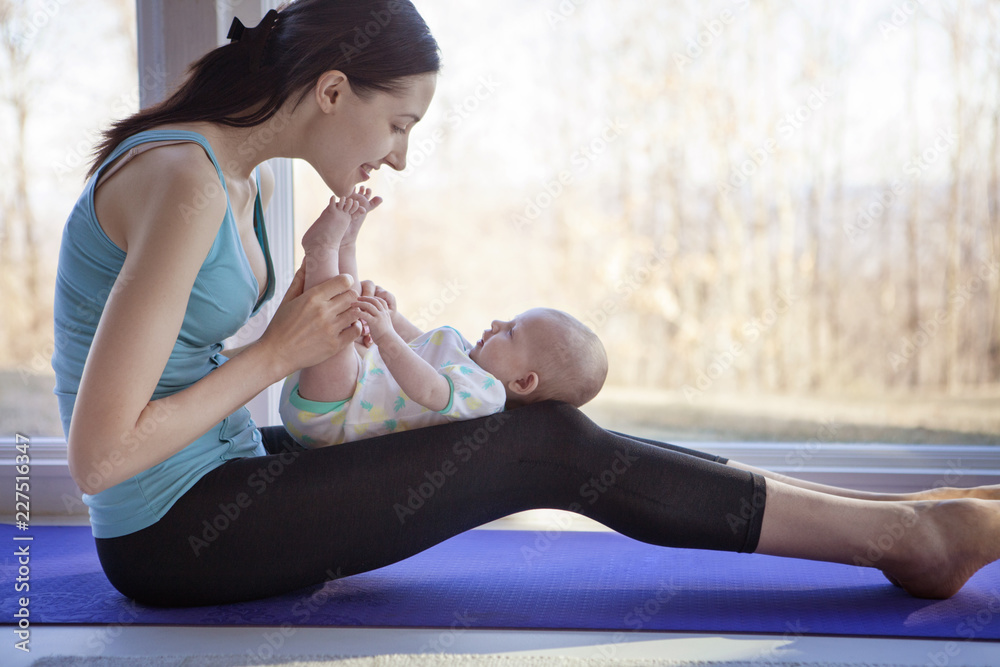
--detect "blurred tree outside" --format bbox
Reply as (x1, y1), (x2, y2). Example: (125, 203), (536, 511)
(1, 0), (998, 442)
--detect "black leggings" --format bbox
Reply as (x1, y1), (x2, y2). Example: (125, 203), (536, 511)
(95, 401), (767, 607)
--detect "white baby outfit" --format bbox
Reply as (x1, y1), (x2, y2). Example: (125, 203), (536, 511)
(279, 326), (506, 447)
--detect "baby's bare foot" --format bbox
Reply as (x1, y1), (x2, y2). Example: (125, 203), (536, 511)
(880, 499), (1000, 599)
(342, 186), (379, 245)
(302, 196), (354, 251)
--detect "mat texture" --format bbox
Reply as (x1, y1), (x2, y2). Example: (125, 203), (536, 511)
(2, 524), (999, 640)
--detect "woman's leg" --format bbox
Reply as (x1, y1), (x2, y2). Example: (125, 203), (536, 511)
(726, 460), (1000, 502)
(613, 430), (1000, 502)
(755, 477), (1000, 599)
(93, 401), (1000, 606)
(604, 429), (1000, 596)
(604, 430), (730, 463)
(94, 402), (765, 607)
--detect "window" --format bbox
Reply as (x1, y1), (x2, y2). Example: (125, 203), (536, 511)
(2, 1), (997, 518)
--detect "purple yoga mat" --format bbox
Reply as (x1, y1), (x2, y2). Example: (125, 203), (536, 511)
(1, 523), (998, 641)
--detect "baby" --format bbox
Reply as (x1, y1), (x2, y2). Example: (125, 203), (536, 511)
(279, 190), (608, 449)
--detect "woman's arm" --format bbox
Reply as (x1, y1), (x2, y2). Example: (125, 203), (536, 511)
(69, 150), (360, 495)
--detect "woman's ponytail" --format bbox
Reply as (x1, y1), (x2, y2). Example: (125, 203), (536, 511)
(87, 0), (440, 178)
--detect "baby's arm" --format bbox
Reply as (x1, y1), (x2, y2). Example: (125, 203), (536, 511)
(356, 296), (451, 412)
(369, 284), (425, 343)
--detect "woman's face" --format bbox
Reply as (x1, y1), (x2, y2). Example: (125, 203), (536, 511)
(307, 72), (437, 196)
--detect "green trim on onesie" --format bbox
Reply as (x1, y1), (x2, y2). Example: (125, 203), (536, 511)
(439, 325), (464, 339)
(289, 384), (349, 414)
(436, 375), (456, 414)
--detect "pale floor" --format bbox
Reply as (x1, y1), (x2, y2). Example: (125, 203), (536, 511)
(4, 513), (999, 667)
(8, 626), (1000, 667)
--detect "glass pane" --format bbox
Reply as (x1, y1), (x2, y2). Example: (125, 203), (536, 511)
(297, 0), (1000, 445)
(0, 0), (137, 438)
(6, 1), (999, 446)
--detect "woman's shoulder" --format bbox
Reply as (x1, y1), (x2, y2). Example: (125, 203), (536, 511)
(97, 141), (222, 211)
(94, 133), (227, 249)
(100, 126), (218, 184)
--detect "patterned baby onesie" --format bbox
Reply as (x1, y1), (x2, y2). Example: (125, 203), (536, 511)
(279, 326), (507, 447)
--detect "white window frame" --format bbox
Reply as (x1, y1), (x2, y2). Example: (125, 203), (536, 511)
(1, 1), (998, 518)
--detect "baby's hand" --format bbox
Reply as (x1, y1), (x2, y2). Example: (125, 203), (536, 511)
(356, 282), (397, 347)
(355, 295), (395, 344)
(342, 187), (383, 245)
(372, 285), (397, 314)
(301, 195), (362, 252)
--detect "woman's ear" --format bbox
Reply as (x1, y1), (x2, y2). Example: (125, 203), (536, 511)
(314, 70), (349, 114)
(507, 371), (539, 398)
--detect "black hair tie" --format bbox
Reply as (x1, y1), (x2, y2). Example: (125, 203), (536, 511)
(227, 8), (279, 74)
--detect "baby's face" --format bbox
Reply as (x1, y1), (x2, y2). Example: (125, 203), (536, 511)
(469, 308), (561, 384)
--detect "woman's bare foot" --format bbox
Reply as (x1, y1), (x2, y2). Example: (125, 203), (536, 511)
(880, 499), (1000, 599)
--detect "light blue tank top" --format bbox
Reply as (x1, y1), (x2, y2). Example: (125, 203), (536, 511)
(51, 129), (275, 538)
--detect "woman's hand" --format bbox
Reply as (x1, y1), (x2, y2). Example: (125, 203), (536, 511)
(258, 268), (363, 377)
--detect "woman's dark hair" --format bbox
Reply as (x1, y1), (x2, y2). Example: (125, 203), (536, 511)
(87, 0), (440, 177)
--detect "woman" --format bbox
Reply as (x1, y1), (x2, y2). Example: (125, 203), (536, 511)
(53, 0), (1000, 607)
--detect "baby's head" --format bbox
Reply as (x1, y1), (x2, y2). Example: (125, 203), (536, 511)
(469, 308), (607, 408)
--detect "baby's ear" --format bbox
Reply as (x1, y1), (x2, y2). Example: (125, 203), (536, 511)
(507, 371), (539, 398)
